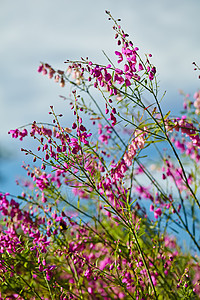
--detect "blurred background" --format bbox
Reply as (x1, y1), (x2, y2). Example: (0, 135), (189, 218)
(0, 0), (200, 195)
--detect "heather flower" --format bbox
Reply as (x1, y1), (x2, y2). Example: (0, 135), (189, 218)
(3, 11), (200, 300)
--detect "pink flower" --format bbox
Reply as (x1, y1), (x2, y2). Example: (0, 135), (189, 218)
(125, 79), (131, 86)
(154, 208), (162, 219)
(88, 287), (93, 294)
(150, 204), (154, 212)
(138, 63), (144, 71)
(115, 51), (123, 63)
(124, 152), (132, 166)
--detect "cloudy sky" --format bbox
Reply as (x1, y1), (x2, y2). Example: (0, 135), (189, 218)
(0, 0), (200, 193)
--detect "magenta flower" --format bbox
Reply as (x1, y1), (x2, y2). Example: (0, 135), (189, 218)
(115, 51), (123, 63)
(154, 208), (162, 219)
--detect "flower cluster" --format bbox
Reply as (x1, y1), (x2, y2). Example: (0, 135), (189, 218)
(194, 90), (200, 115)
(124, 128), (147, 166)
(2, 11), (200, 300)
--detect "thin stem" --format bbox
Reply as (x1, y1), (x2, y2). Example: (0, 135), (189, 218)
(130, 227), (158, 299)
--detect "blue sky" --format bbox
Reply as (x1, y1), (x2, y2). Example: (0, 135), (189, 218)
(0, 0), (200, 193)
